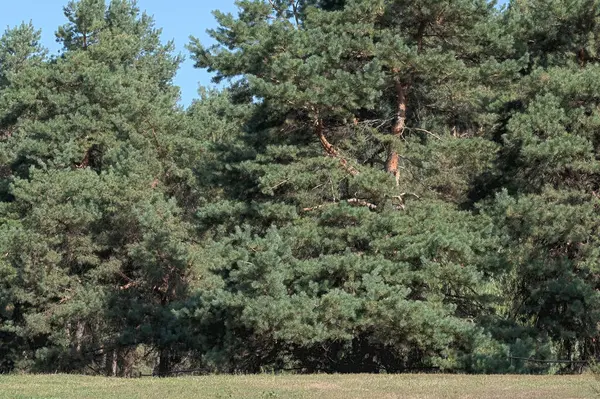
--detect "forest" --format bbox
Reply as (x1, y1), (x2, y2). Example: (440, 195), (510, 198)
(1, 0), (600, 377)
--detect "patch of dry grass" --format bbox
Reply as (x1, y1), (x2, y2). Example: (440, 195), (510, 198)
(0, 373), (595, 399)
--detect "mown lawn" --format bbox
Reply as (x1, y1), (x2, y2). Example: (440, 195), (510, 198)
(0, 373), (596, 399)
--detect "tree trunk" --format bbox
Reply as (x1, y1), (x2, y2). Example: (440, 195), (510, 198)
(111, 349), (118, 377)
(75, 320), (85, 354)
(578, 48), (587, 67)
(157, 347), (170, 377)
(385, 80), (407, 186)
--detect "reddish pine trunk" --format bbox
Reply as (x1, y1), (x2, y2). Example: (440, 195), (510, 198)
(385, 81), (407, 186)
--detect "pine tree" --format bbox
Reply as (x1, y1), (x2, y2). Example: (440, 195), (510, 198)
(0, 22), (48, 373)
(477, 0), (600, 370)
(6, 0), (600, 376)
(185, 0), (511, 372)
(0, 0), (199, 375)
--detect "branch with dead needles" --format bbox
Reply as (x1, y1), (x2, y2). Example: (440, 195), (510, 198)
(301, 198), (378, 212)
(347, 198), (378, 210)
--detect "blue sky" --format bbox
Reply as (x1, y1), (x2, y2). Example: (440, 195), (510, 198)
(0, 0), (238, 106)
(2, 1), (508, 107)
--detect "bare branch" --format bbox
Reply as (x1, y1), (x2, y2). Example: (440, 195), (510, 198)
(267, 0), (285, 18)
(291, 0), (300, 27)
(347, 198), (378, 210)
(398, 192), (421, 200)
(392, 192), (421, 210)
(302, 203), (333, 212)
(270, 179), (289, 190)
(316, 119), (360, 176)
(301, 198), (377, 213)
(119, 281), (139, 291)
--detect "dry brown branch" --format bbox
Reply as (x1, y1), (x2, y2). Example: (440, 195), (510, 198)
(301, 203), (332, 212)
(316, 119), (360, 176)
(75, 149), (90, 169)
(347, 198), (378, 210)
(301, 198), (377, 212)
(392, 192), (421, 210)
(270, 179), (289, 191)
(119, 281), (139, 291)
(398, 192), (421, 200)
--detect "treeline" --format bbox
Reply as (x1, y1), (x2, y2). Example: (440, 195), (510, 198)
(1, 0), (600, 376)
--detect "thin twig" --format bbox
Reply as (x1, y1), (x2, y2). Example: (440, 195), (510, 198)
(270, 179), (289, 190)
(407, 127), (443, 141)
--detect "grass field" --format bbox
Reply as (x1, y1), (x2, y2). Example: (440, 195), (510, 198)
(0, 373), (597, 399)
